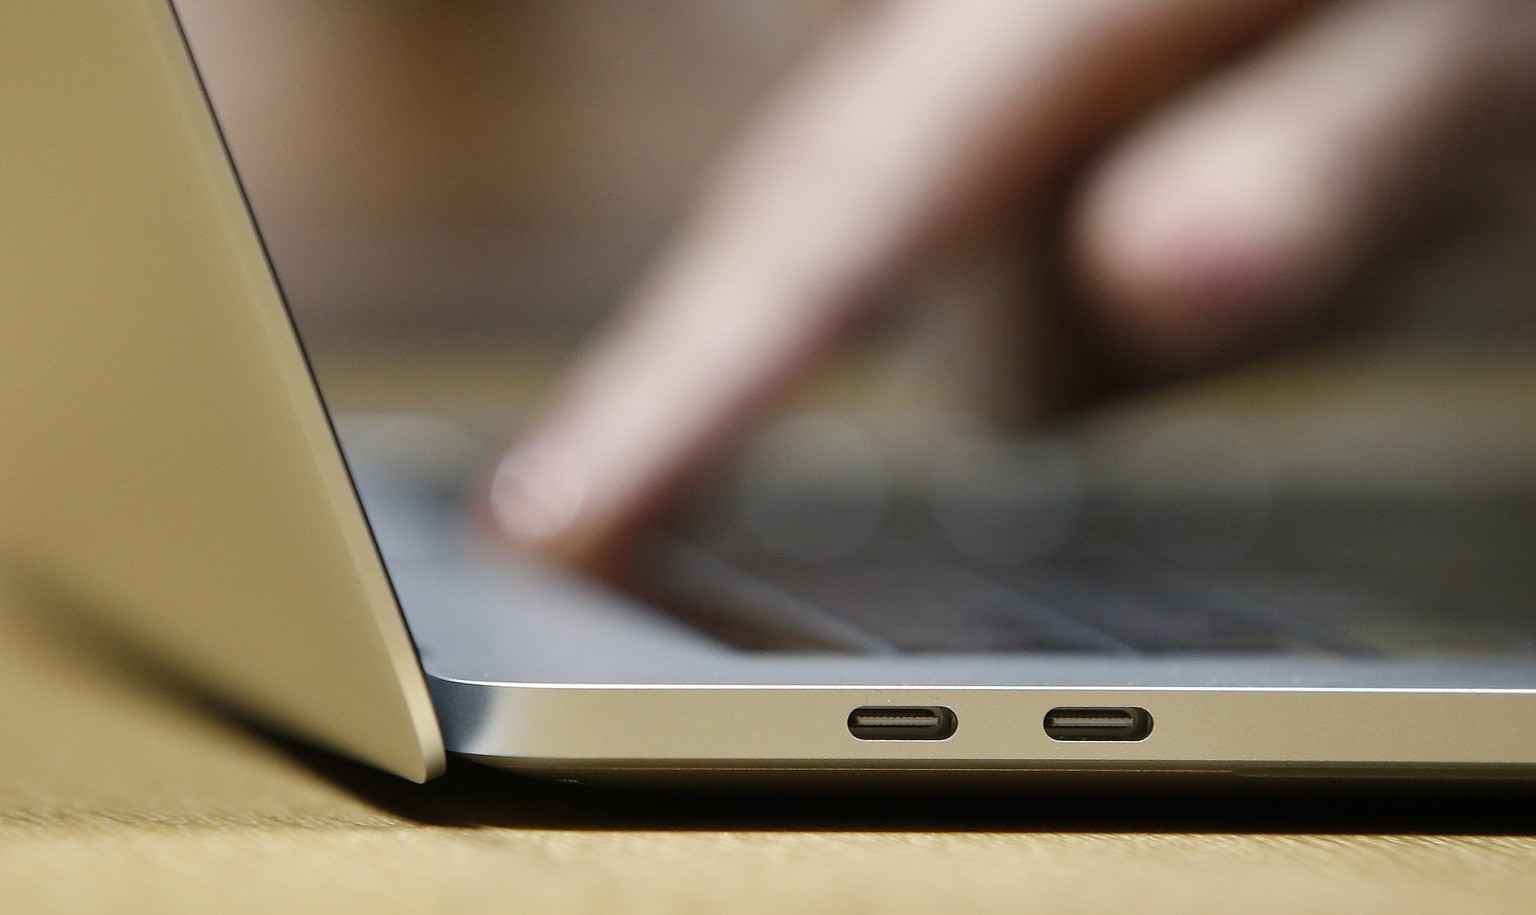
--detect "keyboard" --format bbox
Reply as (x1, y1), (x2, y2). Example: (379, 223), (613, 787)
(635, 490), (1536, 657)
(331, 413), (1536, 659)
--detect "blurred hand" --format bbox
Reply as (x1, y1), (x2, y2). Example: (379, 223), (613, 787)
(489, 0), (1536, 569)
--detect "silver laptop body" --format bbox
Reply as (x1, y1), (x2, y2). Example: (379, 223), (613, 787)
(5, 0), (1535, 785)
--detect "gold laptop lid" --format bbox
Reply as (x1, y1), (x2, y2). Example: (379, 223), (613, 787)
(0, 0), (445, 781)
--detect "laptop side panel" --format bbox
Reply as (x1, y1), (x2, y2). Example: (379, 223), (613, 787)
(0, 0), (444, 781)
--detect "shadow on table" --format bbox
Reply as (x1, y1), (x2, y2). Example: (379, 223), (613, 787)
(275, 732), (1536, 837)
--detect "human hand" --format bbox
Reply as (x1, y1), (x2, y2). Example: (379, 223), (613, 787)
(488, 0), (1536, 570)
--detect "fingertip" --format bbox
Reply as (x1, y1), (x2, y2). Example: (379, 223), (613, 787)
(1070, 0), (1520, 374)
(487, 438), (588, 553)
(1072, 167), (1311, 373)
(484, 429), (633, 575)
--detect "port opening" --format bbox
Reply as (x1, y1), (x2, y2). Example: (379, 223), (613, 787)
(848, 706), (957, 741)
(1043, 707), (1152, 742)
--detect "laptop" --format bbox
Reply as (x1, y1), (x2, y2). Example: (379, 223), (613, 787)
(4, 0), (1536, 786)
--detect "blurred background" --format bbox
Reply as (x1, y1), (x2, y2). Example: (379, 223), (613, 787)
(171, 0), (1536, 498)
(175, 1), (847, 349)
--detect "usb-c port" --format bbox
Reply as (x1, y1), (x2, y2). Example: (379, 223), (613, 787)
(848, 706), (957, 740)
(1043, 707), (1152, 741)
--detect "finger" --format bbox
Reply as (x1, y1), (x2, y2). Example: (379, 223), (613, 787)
(490, 0), (1305, 568)
(1071, 0), (1536, 372)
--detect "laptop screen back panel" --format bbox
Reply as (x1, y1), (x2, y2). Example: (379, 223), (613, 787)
(0, 0), (443, 781)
